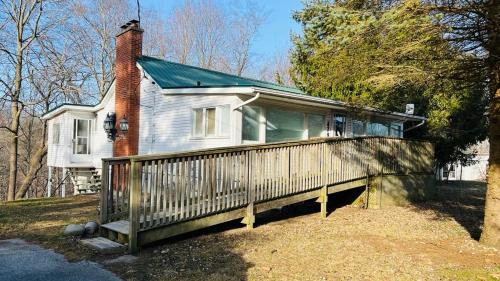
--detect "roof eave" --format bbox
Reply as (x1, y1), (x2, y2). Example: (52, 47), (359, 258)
(41, 104), (96, 120)
(159, 85), (425, 121)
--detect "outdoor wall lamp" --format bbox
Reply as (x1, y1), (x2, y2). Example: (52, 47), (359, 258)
(104, 113), (129, 141)
(103, 113), (116, 141)
(119, 115), (129, 133)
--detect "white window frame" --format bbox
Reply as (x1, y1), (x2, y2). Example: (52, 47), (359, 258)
(191, 105), (230, 139)
(52, 123), (60, 144)
(73, 119), (92, 155)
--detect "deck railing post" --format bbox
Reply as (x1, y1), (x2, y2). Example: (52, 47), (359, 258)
(99, 161), (109, 225)
(242, 150), (256, 229)
(128, 159), (141, 254)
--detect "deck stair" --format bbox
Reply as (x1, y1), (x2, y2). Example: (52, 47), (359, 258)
(100, 220), (129, 245)
(68, 168), (101, 194)
(79, 237), (126, 254)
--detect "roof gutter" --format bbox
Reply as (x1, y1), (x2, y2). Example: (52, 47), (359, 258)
(404, 119), (426, 132)
(232, 93), (260, 111)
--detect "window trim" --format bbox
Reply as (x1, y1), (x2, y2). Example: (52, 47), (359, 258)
(73, 118), (92, 155)
(191, 105), (231, 139)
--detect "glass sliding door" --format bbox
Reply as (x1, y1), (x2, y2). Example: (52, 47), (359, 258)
(73, 119), (91, 155)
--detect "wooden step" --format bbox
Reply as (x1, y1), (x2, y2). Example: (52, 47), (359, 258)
(101, 220), (129, 235)
(80, 237), (126, 254)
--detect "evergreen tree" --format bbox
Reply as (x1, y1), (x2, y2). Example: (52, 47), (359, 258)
(291, 0), (488, 167)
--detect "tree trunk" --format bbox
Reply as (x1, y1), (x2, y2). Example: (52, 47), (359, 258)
(15, 145), (47, 199)
(7, 53), (23, 201)
(480, 0), (500, 248)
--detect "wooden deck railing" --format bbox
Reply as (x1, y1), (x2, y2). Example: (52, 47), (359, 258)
(99, 137), (434, 251)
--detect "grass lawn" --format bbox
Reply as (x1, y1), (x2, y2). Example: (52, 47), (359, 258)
(0, 195), (100, 260)
(0, 182), (499, 280)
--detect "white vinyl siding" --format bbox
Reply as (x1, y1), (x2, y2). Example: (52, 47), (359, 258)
(139, 81), (241, 154)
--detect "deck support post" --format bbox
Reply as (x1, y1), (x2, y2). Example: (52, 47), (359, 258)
(242, 203), (255, 229)
(242, 150), (256, 230)
(128, 160), (141, 254)
(47, 166), (52, 197)
(316, 186), (328, 218)
(61, 167), (67, 198)
(99, 161), (109, 225)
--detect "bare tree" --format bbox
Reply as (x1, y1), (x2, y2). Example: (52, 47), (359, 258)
(166, 0), (267, 76)
(166, 1), (196, 64)
(0, 0), (44, 201)
(258, 52), (294, 86)
(220, 1), (267, 75)
(65, 0), (133, 100)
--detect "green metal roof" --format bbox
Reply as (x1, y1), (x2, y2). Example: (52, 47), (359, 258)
(136, 56), (305, 95)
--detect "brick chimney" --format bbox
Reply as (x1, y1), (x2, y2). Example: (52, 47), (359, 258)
(114, 20), (143, 157)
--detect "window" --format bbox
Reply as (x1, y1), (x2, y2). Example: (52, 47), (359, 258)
(192, 105), (230, 138)
(353, 120), (365, 136)
(193, 109), (204, 137)
(308, 114), (324, 138)
(242, 106), (261, 142)
(206, 108), (216, 136)
(390, 122), (403, 138)
(366, 122), (389, 136)
(73, 119), (91, 154)
(334, 114), (346, 137)
(52, 123), (60, 144)
(266, 109), (305, 142)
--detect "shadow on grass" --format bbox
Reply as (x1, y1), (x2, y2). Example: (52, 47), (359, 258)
(410, 181), (486, 240)
(129, 222), (257, 281)
(124, 188), (365, 281)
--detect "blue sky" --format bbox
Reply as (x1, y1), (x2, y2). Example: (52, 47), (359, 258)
(142, 0), (304, 59)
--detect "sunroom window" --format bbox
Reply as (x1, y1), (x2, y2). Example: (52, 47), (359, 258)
(308, 114), (325, 138)
(242, 106), (261, 142)
(266, 109), (305, 143)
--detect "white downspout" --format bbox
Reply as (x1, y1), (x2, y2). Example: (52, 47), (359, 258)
(232, 93), (260, 111)
(404, 119), (425, 132)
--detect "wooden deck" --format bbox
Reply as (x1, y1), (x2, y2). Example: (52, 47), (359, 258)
(99, 137), (434, 253)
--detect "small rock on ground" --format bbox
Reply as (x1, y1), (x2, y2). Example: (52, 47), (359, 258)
(84, 221), (99, 235)
(63, 224), (85, 236)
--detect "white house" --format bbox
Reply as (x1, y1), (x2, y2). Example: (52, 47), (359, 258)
(438, 140), (489, 182)
(41, 20), (425, 196)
